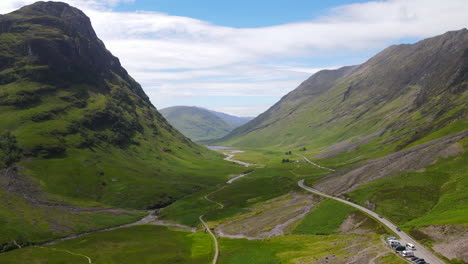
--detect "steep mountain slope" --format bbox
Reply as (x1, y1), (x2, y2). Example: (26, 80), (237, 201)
(219, 29), (468, 262)
(207, 109), (253, 127)
(0, 1), (242, 247)
(221, 29), (468, 154)
(160, 106), (237, 141)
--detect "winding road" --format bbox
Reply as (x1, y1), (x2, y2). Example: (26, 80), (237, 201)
(200, 151), (254, 264)
(298, 179), (445, 264)
(223, 151), (254, 167)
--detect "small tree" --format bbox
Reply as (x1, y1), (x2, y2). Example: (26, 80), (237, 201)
(0, 132), (22, 168)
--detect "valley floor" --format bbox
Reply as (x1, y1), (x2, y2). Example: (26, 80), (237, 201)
(1, 143), (466, 264)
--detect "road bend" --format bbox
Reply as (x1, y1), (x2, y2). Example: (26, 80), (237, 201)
(298, 180), (445, 264)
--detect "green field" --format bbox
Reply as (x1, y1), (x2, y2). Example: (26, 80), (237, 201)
(0, 187), (145, 251)
(0, 225), (213, 264)
(160, 149), (331, 226)
(0, 225), (404, 264)
(219, 234), (404, 264)
(293, 199), (357, 235)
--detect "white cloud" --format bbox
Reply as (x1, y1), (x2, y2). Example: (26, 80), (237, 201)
(211, 105), (273, 117)
(1, 0), (468, 115)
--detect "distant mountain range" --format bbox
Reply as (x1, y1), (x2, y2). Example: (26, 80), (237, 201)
(160, 106), (253, 141)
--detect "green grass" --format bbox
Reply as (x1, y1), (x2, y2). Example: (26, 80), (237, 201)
(0, 225), (405, 264)
(0, 225), (212, 264)
(160, 149), (331, 226)
(0, 185), (145, 248)
(346, 147), (468, 229)
(376, 253), (407, 264)
(292, 199), (356, 235)
(219, 234), (404, 264)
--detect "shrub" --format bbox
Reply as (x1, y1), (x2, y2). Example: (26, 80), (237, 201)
(0, 132), (22, 167)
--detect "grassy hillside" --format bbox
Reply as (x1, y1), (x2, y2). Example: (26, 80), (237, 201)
(160, 106), (236, 141)
(346, 139), (468, 229)
(0, 224), (404, 264)
(208, 109), (253, 127)
(220, 29), (468, 154)
(0, 225), (213, 264)
(0, 1), (244, 248)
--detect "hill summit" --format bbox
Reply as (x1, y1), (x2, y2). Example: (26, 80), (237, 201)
(0, 1), (227, 209)
(221, 29), (468, 152)
(160, 106), (252, 141)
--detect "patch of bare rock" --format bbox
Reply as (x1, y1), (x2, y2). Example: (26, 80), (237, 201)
(313, 130), (467, 195)
(418, 224), (468, 262)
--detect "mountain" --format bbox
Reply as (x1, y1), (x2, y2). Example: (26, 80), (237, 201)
(215, 29), (468, 262)
(207, 109), (253, 127)
(221, 29), (468, 154)
(0, 1), (239, 248)
(160, 106), (251, 141)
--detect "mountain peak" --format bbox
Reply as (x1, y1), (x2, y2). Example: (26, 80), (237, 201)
(12, 1), (95, 38)
(16, 1), (85, 19)
(0, 1), (151, 102)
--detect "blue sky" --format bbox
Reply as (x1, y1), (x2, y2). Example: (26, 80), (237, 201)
(115, 0), (370, 27)
(2, 0), (468, 116)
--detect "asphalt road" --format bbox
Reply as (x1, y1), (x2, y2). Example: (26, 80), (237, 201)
(223, 151), (254, 167)
(298, 180), (445, 264)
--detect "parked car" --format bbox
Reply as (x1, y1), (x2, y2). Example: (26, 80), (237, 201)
(402, 250), (414, 257)
(406, 243), (416, 250)
(389, 240), (400, 247)
(395, 245), (406, 251)
(415, 258), (425, 264)
(410, 257), (419, 261)
(386, 236), (397, 241)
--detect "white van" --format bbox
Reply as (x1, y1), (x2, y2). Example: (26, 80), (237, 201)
(406, 243), (416, 250)
(402, 250), (414, 257)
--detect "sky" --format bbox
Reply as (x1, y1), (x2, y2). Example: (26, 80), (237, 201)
(1, 0), (468, 117)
